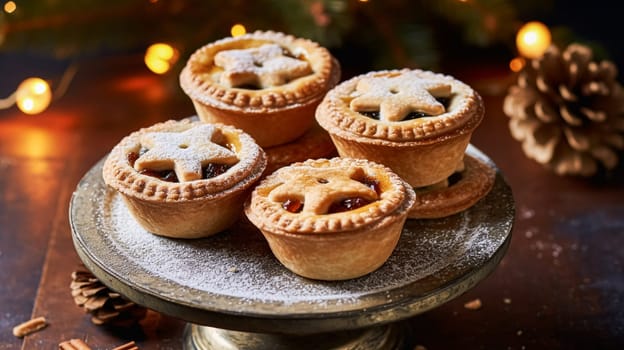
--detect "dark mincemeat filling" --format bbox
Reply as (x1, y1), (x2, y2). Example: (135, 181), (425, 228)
(360, 97), (451, 121)
(281, 176), (381, 214)
(127, 151), (232, 183)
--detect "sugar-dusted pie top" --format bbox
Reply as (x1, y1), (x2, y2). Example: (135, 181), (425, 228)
(103, 119), (266, 202)
(180, 30), (340, 113)
(316, 69), (484, 143)
(214, 43), (313, 89)
(134, 124), (239, 182)
(350, 70), (452, 122)
(244, 157), (415, 234)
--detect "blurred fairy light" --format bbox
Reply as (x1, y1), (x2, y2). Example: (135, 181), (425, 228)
(144, 43), (179, 74)
(15, 78), (52, 115)
(516, 21), (551, 59)
(3, 1), (16, 14)
(509, 57), (526, 72)
(231, 24), (247, 37)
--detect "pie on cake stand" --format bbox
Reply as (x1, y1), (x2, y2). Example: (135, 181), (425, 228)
(69, 145), (514, 350)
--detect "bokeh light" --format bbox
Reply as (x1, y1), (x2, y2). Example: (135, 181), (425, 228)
(144, 43), (179, 74)
(16, 78), (52, 115)
(509, 57), (526, 72)
(516, 21), (551, 59)
(3, 1), (16, 14)
(231, 24), (247, 37)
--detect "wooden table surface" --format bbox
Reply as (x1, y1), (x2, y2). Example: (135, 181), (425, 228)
(1, 53), (623, 350)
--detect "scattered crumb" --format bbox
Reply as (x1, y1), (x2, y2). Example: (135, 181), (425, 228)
(464, 298), (482, 310)
(113, 340), (139, 350)
(228, 267), (239, 273)
(413, 345), (427, 350)
(12, 316), (48, 337)
(517, 330), (523, 336)
(59, 339), (91, 350)
(503, 298), (512, 304)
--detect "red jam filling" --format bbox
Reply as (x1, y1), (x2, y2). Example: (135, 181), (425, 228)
(282, 199), (303, 213)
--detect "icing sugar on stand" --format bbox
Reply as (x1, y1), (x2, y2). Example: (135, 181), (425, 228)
(69, 145), (514, 350)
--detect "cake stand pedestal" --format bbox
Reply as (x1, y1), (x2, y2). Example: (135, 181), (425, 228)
(70, 146), (514, 350)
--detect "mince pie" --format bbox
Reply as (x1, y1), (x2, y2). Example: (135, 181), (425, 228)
(408, 154), (496, 219)
(316, 69), (484, 188)
(263, 122), (337, 175)
(180, 30), (341, 147)
(103, 119), (266, 238)
(244, 157), (415, 281)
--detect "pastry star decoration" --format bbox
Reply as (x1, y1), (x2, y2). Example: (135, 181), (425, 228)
(350, 72), (452, 121)
(214, 44), (312, 88)
(269, 166), (378, 215)
(134, 124), (239, 182)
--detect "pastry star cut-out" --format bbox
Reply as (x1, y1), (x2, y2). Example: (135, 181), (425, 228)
(350, 72), (452, 121)
(134, 124), (239, 182)
(268, 166), (378, 215)
(214, 44), (312, 88)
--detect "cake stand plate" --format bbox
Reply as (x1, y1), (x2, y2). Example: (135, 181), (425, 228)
(70, 145), (514, 350)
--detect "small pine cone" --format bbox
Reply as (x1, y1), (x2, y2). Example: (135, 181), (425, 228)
(71, 267), (146, 326)
(504, 43), (624, 176)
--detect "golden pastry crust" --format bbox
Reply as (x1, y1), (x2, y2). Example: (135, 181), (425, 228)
(244, 157), (415, 280)
(408, 154), (496, 219)
(316, 69), (484, 187)
(180, 30), (340, 112)
(316, 69), (483, 142)
(103, 119), (266, 238)
(246, 157), (413, 233)
(179, 31), (341, 147)
(103, 119), (265, 201)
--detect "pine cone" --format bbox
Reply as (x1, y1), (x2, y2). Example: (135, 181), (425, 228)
(70, 267), (146, 326)
(504, 43), (624, 176)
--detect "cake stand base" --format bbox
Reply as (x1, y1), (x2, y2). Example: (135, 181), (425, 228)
(183, 323), (403, 350)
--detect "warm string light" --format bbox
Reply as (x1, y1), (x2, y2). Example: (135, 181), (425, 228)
(144, 43), (179, 74)
(230, 24), (247, 37)
(3, 1), (16, 14)
(15, 78), (52, 115)
(516, 21), (551, 59)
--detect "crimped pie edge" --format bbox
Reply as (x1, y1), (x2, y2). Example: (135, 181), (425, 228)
(244, 157), (416, 234)
(409, 154), (496, 219)
(102, 119), (267, 202)
(316, 69), (484, 142)
(179, 30), (339, 113)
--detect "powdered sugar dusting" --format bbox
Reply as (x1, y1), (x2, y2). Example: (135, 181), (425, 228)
(96, 190), (505, 307)
(73, 147), (512, 316)
(214, 44), (311, 88)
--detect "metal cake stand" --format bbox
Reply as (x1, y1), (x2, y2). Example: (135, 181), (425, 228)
(69, 146), (514, 350)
